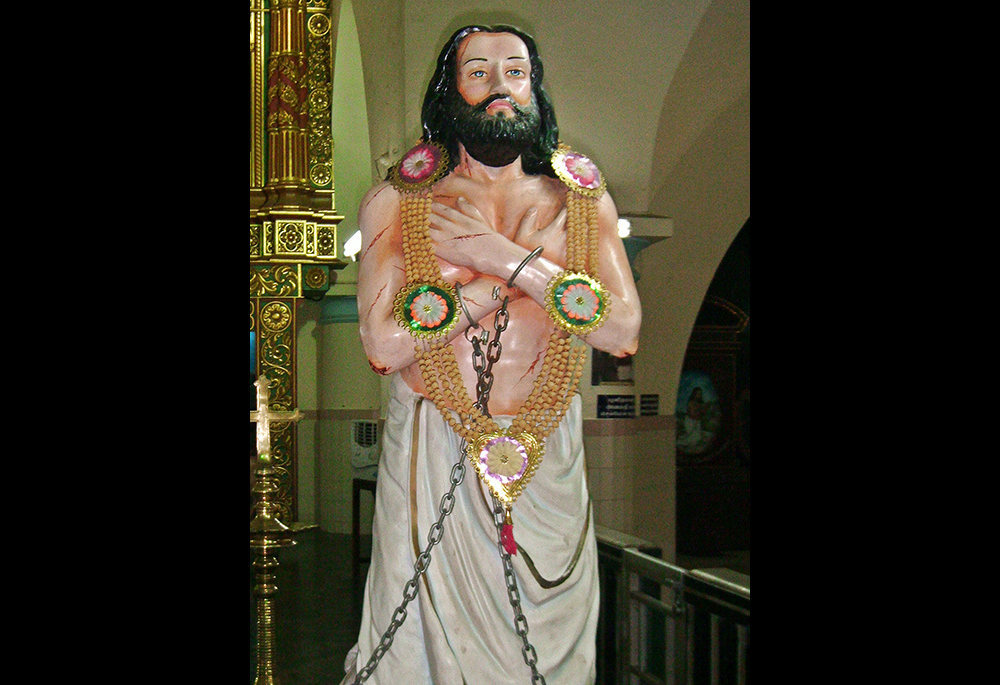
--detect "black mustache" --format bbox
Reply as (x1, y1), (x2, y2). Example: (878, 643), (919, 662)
(473, 94), (528, 115)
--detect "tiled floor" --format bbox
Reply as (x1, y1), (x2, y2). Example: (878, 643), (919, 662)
(250, 529), (749, 684)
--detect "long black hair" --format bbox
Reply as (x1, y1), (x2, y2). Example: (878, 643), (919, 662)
(421, 25), (559, 177)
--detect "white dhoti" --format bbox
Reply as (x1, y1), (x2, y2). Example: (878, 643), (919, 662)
(342, 373), (598, 684)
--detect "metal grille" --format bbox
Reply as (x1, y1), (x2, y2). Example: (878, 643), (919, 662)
(598, 540), (750, 685)
(351, 420), (379, 448)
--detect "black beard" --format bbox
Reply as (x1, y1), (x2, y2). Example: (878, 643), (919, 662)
(449, 93), (541, 167)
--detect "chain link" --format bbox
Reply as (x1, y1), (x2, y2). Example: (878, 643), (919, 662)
(470, 295), (509, 417)
(354, 290), (543, 684)
(480, 292), (545, 685)
(490, 493), (547, 684)
(352, 458), (466, 684)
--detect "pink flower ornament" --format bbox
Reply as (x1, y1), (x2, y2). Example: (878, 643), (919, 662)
(410, 291), (449, 328)
(561, 283), (601, 321)
(480, 436), (529, 484)
(399, 144), (440, 184)
(551, 146), (605, 198)
(564, 153), (600, 189)
(390, 142), (449, 192)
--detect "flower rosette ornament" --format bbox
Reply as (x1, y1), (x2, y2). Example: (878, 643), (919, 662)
(551, 145), (606, 198)
(389, 141), (450, 193)
(467, 430), (543, 505)
(545, 271), (611, 336)
(393, 282), (459, 339)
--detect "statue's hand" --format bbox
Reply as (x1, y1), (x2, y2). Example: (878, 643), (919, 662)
(428, 197), (566, 283)
(428, 197), (507, 273)
(514, 206), (567, 263)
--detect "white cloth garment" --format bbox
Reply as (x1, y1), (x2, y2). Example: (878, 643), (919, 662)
(342, 373), (598, 684)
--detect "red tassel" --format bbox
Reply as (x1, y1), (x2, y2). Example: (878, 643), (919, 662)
(501, 523), (518, 555)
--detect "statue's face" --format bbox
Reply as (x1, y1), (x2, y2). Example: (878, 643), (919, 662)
(447, 31), (541, 167)
(455, 32), (532, 118)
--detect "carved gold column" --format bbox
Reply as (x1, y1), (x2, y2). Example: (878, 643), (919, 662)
(251, 0), (346, 522)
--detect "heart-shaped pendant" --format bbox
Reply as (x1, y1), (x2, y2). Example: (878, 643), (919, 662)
(466, 430), (543, 505)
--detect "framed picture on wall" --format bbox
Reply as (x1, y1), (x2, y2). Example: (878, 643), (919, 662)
(676, 368), (723, 459)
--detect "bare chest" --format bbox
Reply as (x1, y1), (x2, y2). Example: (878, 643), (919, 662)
(434, 174), (566, 238)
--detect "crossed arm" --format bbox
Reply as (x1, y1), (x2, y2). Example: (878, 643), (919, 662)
(356, 181), (641, 376)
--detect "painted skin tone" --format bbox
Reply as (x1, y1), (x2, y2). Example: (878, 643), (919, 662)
(357, 32), (641, 416)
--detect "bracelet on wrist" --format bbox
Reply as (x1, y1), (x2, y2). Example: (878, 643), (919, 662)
(454, 281), (479, 330)
(507, 246), (544, 288)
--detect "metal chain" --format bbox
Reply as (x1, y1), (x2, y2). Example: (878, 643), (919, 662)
(351, 455), (466, 684)
(477, 290), (546, 685)
(354, 288), (543, 684)
(469, 290), (509, 417)
(490, 493), (546, 684)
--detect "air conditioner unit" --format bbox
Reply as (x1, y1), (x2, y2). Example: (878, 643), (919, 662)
(350, 420), (380, 479)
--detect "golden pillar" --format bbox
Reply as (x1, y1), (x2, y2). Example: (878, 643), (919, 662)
(251, 0), (345, 522)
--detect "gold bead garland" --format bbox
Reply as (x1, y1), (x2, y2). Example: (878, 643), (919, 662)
(401, 191), (437, 284)
(547, 146), (612, 337)
(391, 144), (605, 506)
(543, 191), (611, 338)
(394, 188), (462, 340)
(565, 190), (598, 273)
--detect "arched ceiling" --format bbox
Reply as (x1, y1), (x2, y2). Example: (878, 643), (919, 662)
(353, 0), (747, 219)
